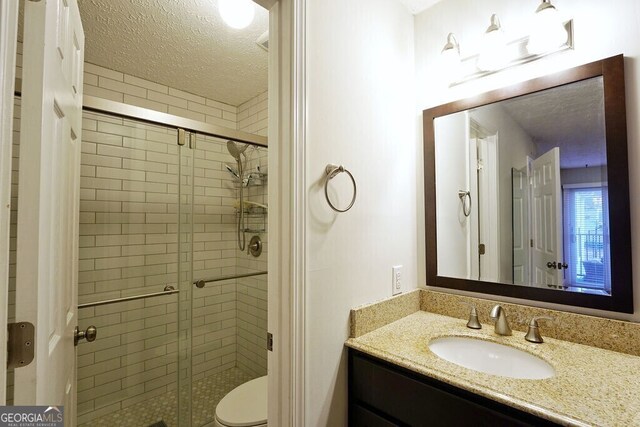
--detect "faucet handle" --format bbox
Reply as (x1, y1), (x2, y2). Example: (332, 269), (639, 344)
(462, 302), (481, 329)
(525, 316), (554, 343)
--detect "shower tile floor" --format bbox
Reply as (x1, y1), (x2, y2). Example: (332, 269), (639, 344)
(80, 367), (255, 427)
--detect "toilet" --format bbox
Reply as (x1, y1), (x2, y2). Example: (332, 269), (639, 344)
(214, 376), (268, 427)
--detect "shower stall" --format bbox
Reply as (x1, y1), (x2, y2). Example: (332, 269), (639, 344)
(73, 104), (268, 426)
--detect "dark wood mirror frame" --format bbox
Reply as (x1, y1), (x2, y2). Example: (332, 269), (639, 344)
(423, 55), (633, 313)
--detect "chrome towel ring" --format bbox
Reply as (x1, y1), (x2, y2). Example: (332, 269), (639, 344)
(325, 164), (357, 213)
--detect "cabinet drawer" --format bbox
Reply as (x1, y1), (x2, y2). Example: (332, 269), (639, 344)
(351, 403), (400, 427)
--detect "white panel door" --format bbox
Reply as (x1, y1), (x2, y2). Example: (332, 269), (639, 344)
(512, 167), (529, 285)
(531, 148), (563, 288)
(14, 0), (84, 417)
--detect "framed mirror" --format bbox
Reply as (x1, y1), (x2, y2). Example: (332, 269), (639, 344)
(423, 55), (633, 313)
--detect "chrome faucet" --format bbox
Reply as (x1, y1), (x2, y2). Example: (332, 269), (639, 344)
(490, 305), (512, 336)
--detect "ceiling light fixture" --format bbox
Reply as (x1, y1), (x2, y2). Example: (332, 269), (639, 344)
(219, 0), (255, 30)
(477, 14), (509, 72)
(527, 0), (568, 55)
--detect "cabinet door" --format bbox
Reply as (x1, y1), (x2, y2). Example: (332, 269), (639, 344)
(349, 350), (558, 427)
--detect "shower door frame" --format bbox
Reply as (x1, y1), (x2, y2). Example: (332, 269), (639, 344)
(83, 96), (267, 148)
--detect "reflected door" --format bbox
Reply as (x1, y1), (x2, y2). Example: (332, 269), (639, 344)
(512, 167), (529, 285)
(532, 148), (563, 288)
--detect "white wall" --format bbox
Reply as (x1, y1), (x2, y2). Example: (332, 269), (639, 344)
(561, 166), (607, 185)
(415, 0), (640, 321)
(304, 0), (416, 425)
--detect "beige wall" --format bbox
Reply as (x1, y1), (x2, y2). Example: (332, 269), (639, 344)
(304, 0), (417, 425)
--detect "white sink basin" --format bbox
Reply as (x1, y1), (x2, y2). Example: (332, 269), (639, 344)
(428, 337), (555, 380)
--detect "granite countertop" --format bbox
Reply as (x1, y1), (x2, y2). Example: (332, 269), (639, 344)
(345, 310), (640, 427)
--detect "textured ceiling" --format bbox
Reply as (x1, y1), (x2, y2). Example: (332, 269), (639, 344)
(395, 0), (443, 14)
(501, 77), (606, 169)
(77, 0), (269, 106)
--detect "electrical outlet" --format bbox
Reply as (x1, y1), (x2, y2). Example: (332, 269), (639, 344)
(392, 265), (402, 296)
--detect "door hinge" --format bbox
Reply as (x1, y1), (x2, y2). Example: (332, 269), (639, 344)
(267, 332), (273, 352)
(530, 239), (534, 248)
(177, 128), (186, 146)
(7, 322), (35, 369)
(479, 243), (486, 255)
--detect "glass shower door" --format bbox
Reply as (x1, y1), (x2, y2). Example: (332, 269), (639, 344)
(186, 133), (268, 426)
(75, 112), (183, 427)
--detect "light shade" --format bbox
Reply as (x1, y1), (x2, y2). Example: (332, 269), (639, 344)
(441, 33), (461, 78)
(477, 14), (509, 72)
(527, 0), (568, 55)
(219, 0), (255, 29)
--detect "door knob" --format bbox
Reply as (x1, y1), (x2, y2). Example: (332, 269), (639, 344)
(74, 325), (97, 346)
(546, 261), (557, 269)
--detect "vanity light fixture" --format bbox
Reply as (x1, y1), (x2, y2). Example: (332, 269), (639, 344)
(440, 6), (574, 86)
(219, 0), (255, 29)
(477, 14), (509, 72)
(527, 0), (569, 54)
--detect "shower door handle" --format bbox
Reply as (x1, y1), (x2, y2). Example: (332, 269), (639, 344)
(74, 325), (97, 346)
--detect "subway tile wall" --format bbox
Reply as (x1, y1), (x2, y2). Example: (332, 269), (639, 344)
(9, 44), (269, 421)
(235, 89), (269, 377)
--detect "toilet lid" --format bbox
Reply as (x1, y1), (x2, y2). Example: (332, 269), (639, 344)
(215, 376), (267, 427)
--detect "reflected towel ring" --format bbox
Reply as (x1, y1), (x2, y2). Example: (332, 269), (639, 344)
(458, 190), (471, 217)
(325, 164), (357, 213)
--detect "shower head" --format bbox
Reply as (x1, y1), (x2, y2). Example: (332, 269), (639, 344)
(226, 140), (248, 161)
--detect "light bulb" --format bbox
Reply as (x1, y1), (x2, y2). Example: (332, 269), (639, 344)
(219, 0), (255, 29)
(477, 14), (509, 72)
(527, 2), (568, 55)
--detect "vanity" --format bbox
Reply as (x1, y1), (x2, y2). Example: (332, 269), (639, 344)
(346, 55), (638, 426)
(346, 291), (640, 426)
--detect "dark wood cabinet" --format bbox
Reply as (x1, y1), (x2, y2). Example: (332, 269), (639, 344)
(348, 349), (559, 427)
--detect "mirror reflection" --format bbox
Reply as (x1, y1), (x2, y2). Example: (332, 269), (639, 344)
(435, 77), (610, 295)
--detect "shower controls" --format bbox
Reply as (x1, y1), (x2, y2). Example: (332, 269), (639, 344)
(249, 235), (263, 257)
(392, 265), (402, 296)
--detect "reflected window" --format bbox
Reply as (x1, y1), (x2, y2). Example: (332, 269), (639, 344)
(563, 186), (611, 294)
